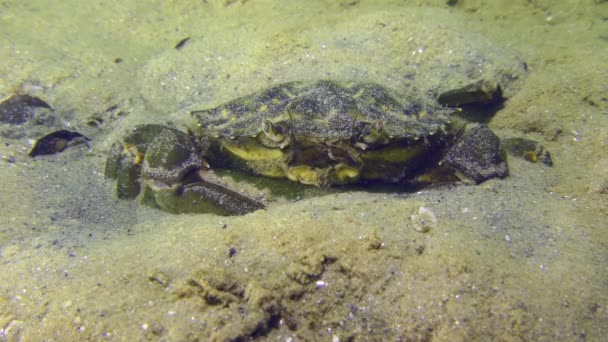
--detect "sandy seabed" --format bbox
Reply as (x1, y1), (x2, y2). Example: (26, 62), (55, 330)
(0, 0), (607, 340)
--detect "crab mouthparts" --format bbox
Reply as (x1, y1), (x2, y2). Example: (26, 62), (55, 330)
(221, 137), (362, 187)
(284, 139), (361, 186)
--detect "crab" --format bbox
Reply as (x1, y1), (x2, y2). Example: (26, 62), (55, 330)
(105, 80), (514, 216)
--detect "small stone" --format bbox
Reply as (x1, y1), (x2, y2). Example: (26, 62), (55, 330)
(411, 206), (438, 233)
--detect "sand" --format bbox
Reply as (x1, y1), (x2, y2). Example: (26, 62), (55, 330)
(0, 0), (606, 340)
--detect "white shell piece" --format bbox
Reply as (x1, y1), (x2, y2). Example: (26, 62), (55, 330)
(411, 206), (438, 233)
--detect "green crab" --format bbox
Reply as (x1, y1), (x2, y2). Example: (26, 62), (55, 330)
(105, 80), (528, 216)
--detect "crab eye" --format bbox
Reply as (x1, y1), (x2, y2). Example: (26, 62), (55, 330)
(373, 120), (384, 133)
(260, 119), (291, 148)
(262, 119), (272, 133)
(362, 120), (390, 145)
(262, 119), (282, 140)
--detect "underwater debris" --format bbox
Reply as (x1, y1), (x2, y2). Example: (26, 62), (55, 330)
(503, 137), (553, 166)
(437, 79), (503, 107)
(29, 130), (91, 157)
(411, 206), (438, 233)
(0, 94), (53, 125)
(175, 37), (191, 50)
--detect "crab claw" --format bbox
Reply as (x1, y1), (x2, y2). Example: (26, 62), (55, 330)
(441, 123), (508, 184)
(105, 124), (265, 216)
(152, 181), (265, 216)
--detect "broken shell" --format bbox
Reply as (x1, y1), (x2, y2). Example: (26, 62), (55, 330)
(411, 206), (438, 233)
(0, 94), (53, 125)
(29, 130), (90, 157)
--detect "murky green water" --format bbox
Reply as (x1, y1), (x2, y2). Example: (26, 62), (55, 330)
(1, 0), (607, 340)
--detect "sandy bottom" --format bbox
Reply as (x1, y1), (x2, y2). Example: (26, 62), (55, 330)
(0, 0), (607, 340)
